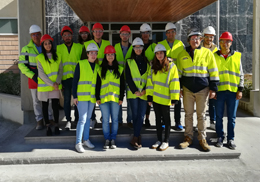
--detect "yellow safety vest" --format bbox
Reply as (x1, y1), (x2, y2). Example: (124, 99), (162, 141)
(126, 59), (149, 101)
(146, 62), (180, 106)
(57, 43), (83, 80)
(18, 39), (39, 78)
(214, 51), (241, 92)
(97, 66), (124, 104)
(177, 47), (219, 82)
(84, 39), (110, 65)
(158, 39), (184, 64)
(37, 53), (62, 92)
(114, 43), (133, 68)
(145, 43), (156, 62)
(77, 60), (99, 102)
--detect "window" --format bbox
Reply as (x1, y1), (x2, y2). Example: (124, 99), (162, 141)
(0, 18), (18, 34)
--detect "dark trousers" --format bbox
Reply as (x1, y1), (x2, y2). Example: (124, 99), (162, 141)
(174, 100), (181, 124)
(42, 99), (59, 125)
(62, 78), (79, 122)
(153, 102), (171, 142)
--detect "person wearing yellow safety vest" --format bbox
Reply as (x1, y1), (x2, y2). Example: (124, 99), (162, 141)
(37, 34), (63, 136)
(72, 43), (99, 153)
(95, 45), (125, 149)
(57, 26), (83, 130)
(214, 32), (244, 150)
(177, 28), (219, 152)
(115, 25), (133, 128)
(84, 23), (111, 128)
(125, 37), (149, 149)
(202, 26), (219, 131)
(146, 44), (180, 151)
(18, 25), (54, 130)
(158, 22), (185, 131)
(139, 23), (156, 128)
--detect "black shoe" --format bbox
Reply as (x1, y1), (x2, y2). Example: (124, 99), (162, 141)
(227, 140), (236, 150)
(144, 119), (151, 128)
(55, 126), (60, 135)
(46, 126), (52, 136)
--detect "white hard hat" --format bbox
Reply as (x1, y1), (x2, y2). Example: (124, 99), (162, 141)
(132, 37), (144, 46)
(140, 23), (152, 32)
(165, 22), (177, 32)
(87, 43), (99, 51)
(188, 28), (202, 37)
(154, 44), (167, 53)
(29, 25), (42, 34)
(203, 26), (216, 36)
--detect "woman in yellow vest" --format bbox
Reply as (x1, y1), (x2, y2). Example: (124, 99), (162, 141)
(146, 44), (180, 151)
(95, 45), (125, 149)
(73, 43), (99, 153)
(37, 34), (63, 136)
(125, 37), (149, 149)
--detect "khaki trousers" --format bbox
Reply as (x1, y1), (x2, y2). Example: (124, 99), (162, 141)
(183, 86), (209, 141)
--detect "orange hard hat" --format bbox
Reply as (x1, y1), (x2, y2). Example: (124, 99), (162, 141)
(104, 45), (116, 54)
(120, 25), (131, 33)
(219, 31), (233, 41)
(40, 34), (53, 44)
(92, 23), (104, 31)
(60, 26), (73, 36)
(79, 26), (90, 33)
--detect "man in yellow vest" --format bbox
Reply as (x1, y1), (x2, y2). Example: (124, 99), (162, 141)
(115, 25), (133, 128)
(201, 26), (218, 131)
(57, 26), (83, 130)
(18, 24), (54, 130)
(177, 28), (219, 152)
(214, 32), (244, 150)
(140, 23), (156, 127)
(158, 22), (185, 131)
(84, 23), (110, 128)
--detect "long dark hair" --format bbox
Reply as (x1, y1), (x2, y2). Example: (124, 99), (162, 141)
(100, 55), (120, 79)
(78, 33), (92, 44)
(152, 51), (169, 74)
(41, 40), (58, 63)
(130, 47), (149, 64)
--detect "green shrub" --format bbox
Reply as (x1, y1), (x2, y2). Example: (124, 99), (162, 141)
(0, 72), (20, 96)
(242, 79), (252, 99)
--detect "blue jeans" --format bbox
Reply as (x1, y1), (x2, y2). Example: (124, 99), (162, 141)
(128, 98), (147, 137)
(99, 101), (120, 140)
(76, 101), (95, 144)
(215, 91), (239, 140)
(209, 98), (216, 121)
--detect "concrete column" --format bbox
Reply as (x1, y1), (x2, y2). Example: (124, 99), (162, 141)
(18, 0), (45, 123)
(250, 0), (260, 117)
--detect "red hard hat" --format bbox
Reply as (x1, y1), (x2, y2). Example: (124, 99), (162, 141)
(40, 34), (53, 44)
(104, 45), (116, 54)
(79, 26), (90, 33)
(92, 23), (104, 31)
(220, 31), (233, 41)
(120, 25), (131, 33)
(60, 26), (73, 36)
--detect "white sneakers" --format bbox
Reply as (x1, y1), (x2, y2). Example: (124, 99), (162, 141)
(75, 140), (95, 153)
(159, 142), (169, 151)
(151, 141), (161, 149)
(110, 139), (117, 149)
(90, 119), (97, 129)
(103, 139), (110, 149)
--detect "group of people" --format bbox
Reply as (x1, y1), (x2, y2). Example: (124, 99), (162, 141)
(18, 22), (244, 153)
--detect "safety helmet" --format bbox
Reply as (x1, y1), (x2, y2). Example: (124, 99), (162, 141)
(92, 23), (104, 31)
(86, 43), (99, 52)
(165, 22), (177, 32)
(203, 26), (216, 36)
(104, 45), (116, 54)
(29, 25), (42, 34)
(120, 25), (131, 33)
(61, 26), (73, 36)
(40, 34), (53, 44)
(132, 37), (144, 46)
(219, 31), (233, 41)
(79, 26), (90, 33)
(154, 44), (167, 53)
(140, 23), (152, 32)
(188, 28), (202, 37)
